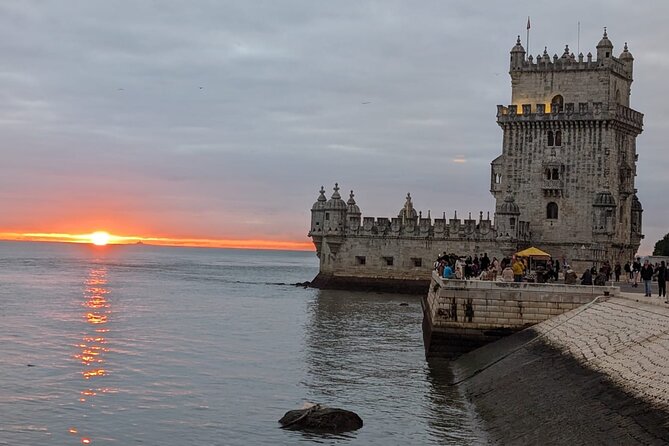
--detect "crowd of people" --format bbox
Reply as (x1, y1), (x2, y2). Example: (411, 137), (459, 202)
(434, 252), (563, 284)
(433, 252), (668, 301)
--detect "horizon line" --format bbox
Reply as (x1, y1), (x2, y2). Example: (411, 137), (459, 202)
(0, 232), (315, 252)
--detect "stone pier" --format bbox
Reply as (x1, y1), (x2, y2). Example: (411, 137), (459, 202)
(422, 271), (618, 357)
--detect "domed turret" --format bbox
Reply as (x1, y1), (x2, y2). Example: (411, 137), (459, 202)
(619, 42), (633, 61)
(346, 190), (360, 215)
(596, 27), (614, 62)
(311, 186), (327, 211)
(498, 194), (520, 215)
(398, 193), (418, 221)
(325, 183), (347, 211)
(346, 190), (361, 230)
(619, 42), (634, 77)
(495, 194), (520, 240)
(510, 35), (526, 70)
(309, 186), (328, 255)
(594, 191), (616, 206)
(631, 194), (643, 211)
(324, 183), (347, 236)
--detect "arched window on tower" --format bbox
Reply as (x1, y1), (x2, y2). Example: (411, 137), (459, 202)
(547, 130), (554, 146)
(545, 168), (552, 180)
(616, 89), (621, 104)
(555, 130), (562, 146)
(546, 202), (559, 219)
(551, 95), (564, 113)
(552, 168), (559, 180)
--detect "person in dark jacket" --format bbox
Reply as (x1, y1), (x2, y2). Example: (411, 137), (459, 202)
(632, 258), (642, 287)
(580, 269), (593, 286)
(657, 261), (667, 301)
(640, 260), (654, 297)
(614, 262), (622, 282)
(624, 262), (631, 282)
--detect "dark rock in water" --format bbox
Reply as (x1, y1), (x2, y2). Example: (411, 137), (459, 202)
(399, 302), (409, 306)
(279, 405), (363, 432)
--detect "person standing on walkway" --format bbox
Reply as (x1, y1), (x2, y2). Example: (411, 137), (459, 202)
(657, 261), (667, 302)
(624, 261), (631, 283)
(640, 260), (654, 297)
(632, 258), (642, 287)
(614, 262), (622, 283)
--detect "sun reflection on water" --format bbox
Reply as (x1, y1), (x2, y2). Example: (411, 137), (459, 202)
(71, 266), (114, 443)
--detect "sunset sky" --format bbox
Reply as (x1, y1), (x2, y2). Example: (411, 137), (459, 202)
(1, 1), (667, 253)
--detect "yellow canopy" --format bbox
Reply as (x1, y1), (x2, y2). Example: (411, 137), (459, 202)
(515, 246), (551, 259)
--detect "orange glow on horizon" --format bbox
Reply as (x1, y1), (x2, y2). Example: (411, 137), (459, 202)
(0, 231), (314, 251)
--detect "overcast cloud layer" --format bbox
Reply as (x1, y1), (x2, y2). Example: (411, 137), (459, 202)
(1, 1), (667, 253)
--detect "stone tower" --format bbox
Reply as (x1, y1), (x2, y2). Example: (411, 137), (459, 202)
(491, 30), (644, 268)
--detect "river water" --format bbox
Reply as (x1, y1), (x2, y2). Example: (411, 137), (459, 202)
(0, 241), (485, 445)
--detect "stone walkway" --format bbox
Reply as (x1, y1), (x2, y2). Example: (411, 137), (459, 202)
(535, 295), (669, 410)
(452, 293), (669, 444)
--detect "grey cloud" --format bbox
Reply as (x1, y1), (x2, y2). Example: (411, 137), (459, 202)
(1, 1), (667, 250)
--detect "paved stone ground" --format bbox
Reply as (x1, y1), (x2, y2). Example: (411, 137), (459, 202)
(452, 295), (669, 445)
(536, 296), (669, 410)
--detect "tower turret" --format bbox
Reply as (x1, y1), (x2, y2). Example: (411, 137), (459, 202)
(346, 190), (361, 230)
(510, 36), (526, 70)
(596, 28), (613, 63)
(495, 194), (520, 239)
(309, 186), (327, 256)
(398, 193), (418, 223)
(619, 42), (634, 77)
(324, 183), (347, 234)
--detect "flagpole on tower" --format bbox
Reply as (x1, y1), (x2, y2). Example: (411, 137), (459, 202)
(526, 16), (531, 59)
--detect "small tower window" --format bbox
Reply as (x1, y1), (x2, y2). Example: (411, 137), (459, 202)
(547, 202), (559, 219)
(325, 212), (330, 221)
(551, 95), (564, 113)
(552, 168), (559, 180)
(411, 257), (423, 267)
(555, 130), (562, 146)
(509, 217), (516, 229)
(547, 130), (554, 146)
(383, 256), (394, 266)
(545, 169), (551, 180)
(355, 256), (366, 265)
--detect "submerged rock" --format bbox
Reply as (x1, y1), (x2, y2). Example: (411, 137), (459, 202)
(279, 404), (363, 432)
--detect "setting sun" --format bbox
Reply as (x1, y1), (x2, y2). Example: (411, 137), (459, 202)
(90, 231), (110, 246)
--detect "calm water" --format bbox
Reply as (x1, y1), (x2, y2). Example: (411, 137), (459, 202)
(0, 241), (484, 445)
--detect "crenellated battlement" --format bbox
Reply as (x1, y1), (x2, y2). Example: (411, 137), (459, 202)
(496, 102), (643, 130)
(309, 186), (531, 253)
(352, 214), (496, 239)
(514, 50), (630, 79)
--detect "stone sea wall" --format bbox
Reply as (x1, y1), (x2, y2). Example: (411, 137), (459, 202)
(423, 273), (618, 357)
(452, 296), (669, 444)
